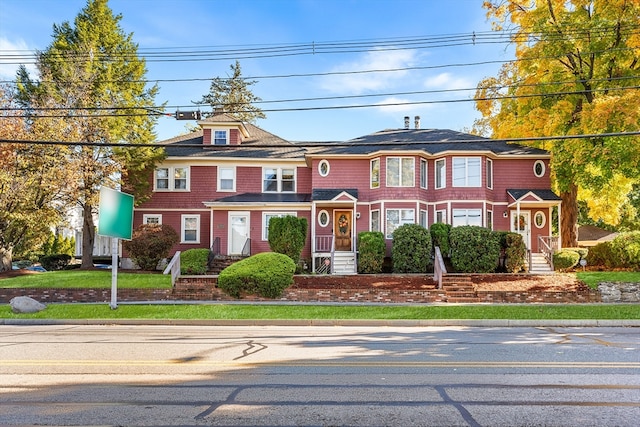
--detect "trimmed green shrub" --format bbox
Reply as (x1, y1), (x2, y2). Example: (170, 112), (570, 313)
(586, 241), (615, 268)
(553, 249), (581, 271)
(504, 232), (527, 273)
(430, 223), (452, 256)
(564, 247), (588, 260)
(391, 224), (433, 273)
(123, 224), (179, 270)
(40, 254), (72, 271)
(609, 231), (640, 270)
(268, 216), (308, 269)
(217, 252), (296, 298)
(180, 248), (211, 275)
(357, 231), (385, 274)
(450, 226), (501, 273)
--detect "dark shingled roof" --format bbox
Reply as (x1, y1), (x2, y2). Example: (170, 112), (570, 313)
(507, 189), (561, 201)
(210, 193), (312, 204)
(311, 189), (359, 201)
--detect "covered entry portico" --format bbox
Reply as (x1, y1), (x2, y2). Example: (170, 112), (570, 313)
(311, 189), (358, 274)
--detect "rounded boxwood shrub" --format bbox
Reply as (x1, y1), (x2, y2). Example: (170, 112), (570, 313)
(357, 231), (385, 274)
(504, 232), (527, 273)
(40, 254), (72, 271)
(391, 224), (433, 273)
(449, 226), (501, 273)
(586, 241), (615, 268)
(430, 222), (451, 256)
(217, 252), (296, 299)
(609, 231), (640, 270)
(553, 249), (581, 271)
(180, 248), (211, 275)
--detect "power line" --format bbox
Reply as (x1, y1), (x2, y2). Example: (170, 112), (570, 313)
(1, 131), (639, 148)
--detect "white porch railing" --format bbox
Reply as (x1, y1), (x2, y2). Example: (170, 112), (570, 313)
(313, 235), (335, 274)
(163, 251), (181, 287)
(538, 236), (558, 271)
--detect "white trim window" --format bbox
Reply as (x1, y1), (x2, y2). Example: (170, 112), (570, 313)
(318, 160), (330, 177)
(217, 166), (236, 192)
(263, 167), (296, 193)
(263, 212), (296, 240)
(181, 214), (200, 243)
(385, 209), (415, 239)
(435, 209), (447, 224)
(534, 160), (546, 177)
(435, 159), (446, 189)
(214, 130), (228, 145)
(143, 214), (162, 225)
(420, 159), (427, 189)
(370, 209), (380, 232)
(370, 158), (380, 189)
(486, 210), (493, 230)
(453, 157), (481, 187)
(486, 159), (493, 189)
(386, 157), (415, 187)
(154, 166), (189, 191)
(452, 209), (482, 227)
(419, 209), (428, 228)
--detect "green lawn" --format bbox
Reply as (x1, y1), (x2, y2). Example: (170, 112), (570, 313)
(0, 270), (171, 289)
(1, 303), (638, 320)
(576, 271), (640, 288)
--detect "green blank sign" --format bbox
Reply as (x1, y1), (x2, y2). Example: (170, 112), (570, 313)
(98, 187), (134, 240)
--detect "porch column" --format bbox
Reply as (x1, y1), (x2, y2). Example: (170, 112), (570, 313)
(557, 202), (562, 249)
(311, 201), (317, 253)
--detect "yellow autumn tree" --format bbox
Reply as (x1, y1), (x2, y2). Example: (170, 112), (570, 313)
(475, 0), (640, 246)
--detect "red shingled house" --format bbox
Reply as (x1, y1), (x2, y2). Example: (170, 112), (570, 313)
(129, 114), (561, 274)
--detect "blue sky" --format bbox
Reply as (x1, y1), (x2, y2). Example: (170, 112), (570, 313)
(0, 0), (514, 142)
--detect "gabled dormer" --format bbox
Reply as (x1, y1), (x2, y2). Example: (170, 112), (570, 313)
(199, 112), (250, 146)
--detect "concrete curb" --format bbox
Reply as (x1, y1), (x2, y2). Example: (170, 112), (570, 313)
(2, 318), (639, 327)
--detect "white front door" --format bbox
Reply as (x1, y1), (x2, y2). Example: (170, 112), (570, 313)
(510, 211), (531, 250)
(229, 212), (250, 255)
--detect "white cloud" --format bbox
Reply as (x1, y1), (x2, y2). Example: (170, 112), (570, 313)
(0, 37), (36, 79)
(319, 49), (418, 94)
(423, 72), (474, 91)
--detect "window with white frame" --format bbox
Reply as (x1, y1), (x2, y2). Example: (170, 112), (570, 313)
(181, 214), (200, 243)
(486, 159), (493, 189)
(453, 157), (481, 187)
(435, 209), (446, 223)
(452, 209), (482, 227)
(263, 212), (296, 240)
(214, 130), (228, 145)
(419, 209), (428, 228)
(420, 159), (427, 189)
(435, 159), (446, 189)
(370, 158), (380, 188)
(217, 166), (235, 191)
(370, 210), (380, 232)
(155, 166), (189, 191)
(143, 214), (162, 225)
(263, 167), (296, 192)
(534, 160), (546, 177)
(385, 209), (415, 239)
(486, 210), (493, 230)
(386, 157), (415, 187)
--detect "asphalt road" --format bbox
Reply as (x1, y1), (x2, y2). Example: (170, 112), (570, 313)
(1, 325), (639, 426)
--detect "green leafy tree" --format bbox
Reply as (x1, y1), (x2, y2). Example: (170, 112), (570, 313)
(475, 0), (640, 246)
(196, 60), (266, 123)
(16, 0), (165, 269)
(268, 216), (308, 269)
(122, 224), (179, 271)
(0, 85), (68, 272)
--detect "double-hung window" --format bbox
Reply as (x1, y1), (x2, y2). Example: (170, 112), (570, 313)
(181, 214), (200, 243)
(420, 159), (427, 189)
(370, 210), (380, 232)
(453, 157), (481, 187)
(370, 159), (380, 188)
(452, 209), (482, 227)
(214, 130), (228, 145)
(217, 166), (235, 192)
(155, 166), (189, 191)
(263, 212), (296, 240)
(385, 209), (415, 239)
(386, 157), (415, 187)
(435, 159), (446, 189)
(263, 167), (296, 193)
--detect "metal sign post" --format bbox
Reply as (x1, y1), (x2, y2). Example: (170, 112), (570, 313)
(98, 187), (134, 310)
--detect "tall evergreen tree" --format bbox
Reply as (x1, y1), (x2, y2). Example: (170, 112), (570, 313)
(474, 0), (640, 246)
(196, 60), (266, 123)
(17, 0), (165, 268)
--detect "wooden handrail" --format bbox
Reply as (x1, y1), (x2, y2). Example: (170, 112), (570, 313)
(433, 246), (446, 289)
(162, 251), (181, 287)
